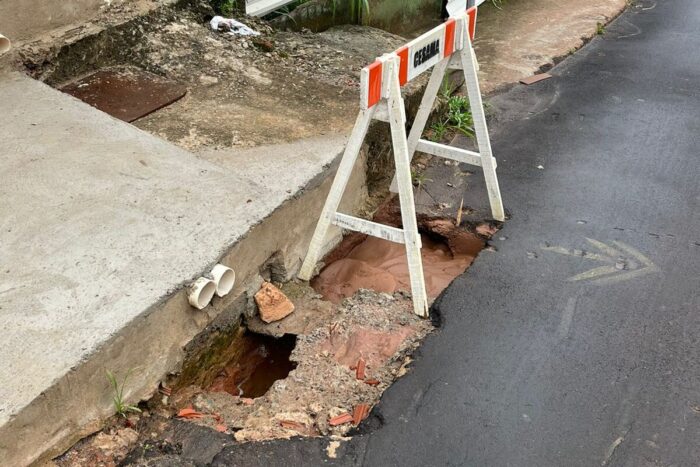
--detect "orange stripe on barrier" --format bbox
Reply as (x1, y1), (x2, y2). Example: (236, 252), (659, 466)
(467, 6), (477, 41)
(397, 46), (409, 86)
(444, 18), (456, 57)
(367, 60), (383, 108)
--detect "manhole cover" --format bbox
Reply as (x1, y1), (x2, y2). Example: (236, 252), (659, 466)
(60, 66), (187, 122)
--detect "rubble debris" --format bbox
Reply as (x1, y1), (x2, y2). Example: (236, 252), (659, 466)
(355, 357), (366, 380)
(329, 413), (353, 426)
(352, 404), (371, 425)
(255, 282), (295, 323)
(177, 408), (204, 419)
(167, 289), (431, 442)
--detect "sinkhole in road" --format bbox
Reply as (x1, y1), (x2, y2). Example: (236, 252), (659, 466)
(312, 217), (489, 303)
(207, 332), (297, 398)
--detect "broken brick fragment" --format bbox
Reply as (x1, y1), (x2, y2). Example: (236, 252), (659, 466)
(215, 424), (227, 433)
(255, 282), (295, 323)
(279, 420), (306, 432)
(352, 404), (370, 425)
(329, 413), (353, 426)
(355, 358), (366, 380)
(177, 408), (204, 419)
(364, 378), (380, 386)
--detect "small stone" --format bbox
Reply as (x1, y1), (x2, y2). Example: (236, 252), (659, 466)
(255, 282), (295, 323)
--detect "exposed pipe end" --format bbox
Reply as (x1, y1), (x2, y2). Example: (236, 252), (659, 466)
(188, 277), (216, 310)
(0, 34), (11, 55)
(211, 264), (235, 297)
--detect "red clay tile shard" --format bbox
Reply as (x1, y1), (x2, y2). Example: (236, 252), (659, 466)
(364, 379), (381, 386)
(177, 408), (204, 419)
(279, 420), (306, 431)
(329, 413), (353, 426)
(353, 404), (371, 425)
(215, 424), (227, 433)
(519, 73), (552, 85)
(356, 358), (366, 380)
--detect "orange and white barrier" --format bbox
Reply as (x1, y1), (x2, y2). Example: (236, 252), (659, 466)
(299, 7), (504, 317)
(361, 7), (477, 109)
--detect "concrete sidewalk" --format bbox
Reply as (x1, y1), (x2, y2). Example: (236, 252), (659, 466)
(0, 72), (360, 466)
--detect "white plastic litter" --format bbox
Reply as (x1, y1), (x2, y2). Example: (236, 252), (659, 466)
(210, 16), (260, 36)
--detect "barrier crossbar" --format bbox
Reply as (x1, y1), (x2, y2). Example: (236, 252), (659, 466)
(299, 7), (504, 317)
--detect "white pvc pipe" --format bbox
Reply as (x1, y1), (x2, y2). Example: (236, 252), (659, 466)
(0, 34), (10, 55)
(211, 264), (235, 297)
(188, 277), (216, 310)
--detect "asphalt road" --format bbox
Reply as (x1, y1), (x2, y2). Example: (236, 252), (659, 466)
(350, 0), (700, 465)
(143, 1), (700, 465)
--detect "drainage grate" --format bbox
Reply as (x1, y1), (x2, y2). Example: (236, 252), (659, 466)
(60, 66), (187, 123)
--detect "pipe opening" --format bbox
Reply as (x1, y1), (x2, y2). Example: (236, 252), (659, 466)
(0, 34), (11, 55)
(189, 277), (216, 310)
(212, 264), (235, 297)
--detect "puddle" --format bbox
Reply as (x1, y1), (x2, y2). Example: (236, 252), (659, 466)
(208, 332), (297, 399)
(312, 219), (486, 303)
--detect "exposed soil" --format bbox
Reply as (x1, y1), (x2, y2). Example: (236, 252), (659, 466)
(313, 232), (484, 303)
(313, 197), (489, 303)
(28, 4), (408, 151)
(55, 287), (434, 465)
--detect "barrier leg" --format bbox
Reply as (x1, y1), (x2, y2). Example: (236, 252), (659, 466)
(298, 107), (376, 280)
(460, 33), (505, 221)
(389, 56), (451, 193)
(387, 57), (430, 317)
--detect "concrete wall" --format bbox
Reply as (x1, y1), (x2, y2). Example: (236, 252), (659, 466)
(0, 149), (368, 466)
(0, 0), (107, 43)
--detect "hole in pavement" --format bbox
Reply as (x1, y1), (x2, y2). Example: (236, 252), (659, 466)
(311, 213), (489, 304)
(208, 332), (297, 399)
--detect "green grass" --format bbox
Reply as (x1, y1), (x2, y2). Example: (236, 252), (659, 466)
(430, 92), (475, 141)
(596, 22), (606, 35)
(106, 369), (142, 418)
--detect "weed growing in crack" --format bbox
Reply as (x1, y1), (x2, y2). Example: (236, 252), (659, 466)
(430, 94), (475, 141)
(596, 22), (606, 35)
(106, 369), (142, 418)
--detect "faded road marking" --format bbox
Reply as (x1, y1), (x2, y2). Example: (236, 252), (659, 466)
(542, 238), (658, 285)
(602, 436), (625, 466)
(557, 296), (578, 340)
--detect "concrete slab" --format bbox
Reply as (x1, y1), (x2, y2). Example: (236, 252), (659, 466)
(0, 71), (357, 465)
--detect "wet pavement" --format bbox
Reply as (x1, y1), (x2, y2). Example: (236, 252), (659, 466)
(195, 1), (700, 465)
(116, 0), (700, 464)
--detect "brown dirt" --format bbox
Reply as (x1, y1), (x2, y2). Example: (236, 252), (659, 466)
(312, 197), (489, 304)
(179, 288), (431, 442)
(312, 233), (482, 303)
(132, 20), (404, 150)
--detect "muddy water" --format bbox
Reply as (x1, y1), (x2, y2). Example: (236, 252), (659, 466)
(313, 229), (485, 303)
(209, 333), (297, 398)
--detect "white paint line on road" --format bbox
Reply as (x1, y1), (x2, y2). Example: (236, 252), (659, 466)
(541, 238), (658, 285)
(601, 435), (625, 466)
(557, 296), (578, 340)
